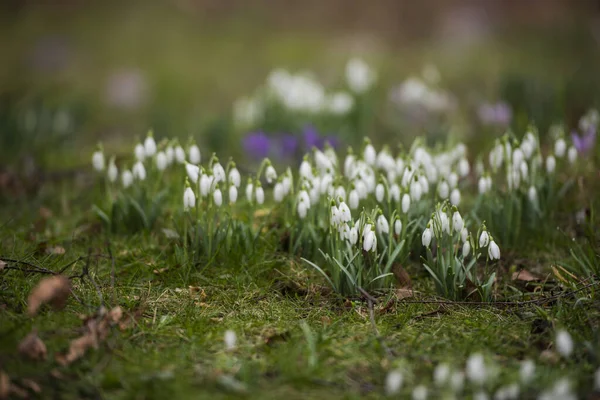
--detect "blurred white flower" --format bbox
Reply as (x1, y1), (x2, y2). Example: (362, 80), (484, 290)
(92, 150), (105, 172)
(346, 58), (376, 93)
(224, 330), (237, 350)
(385, 369), (403, 395)
(327, 92), (354, 115)
(556, 329), (573, 358)
(519, 359), (535, 384)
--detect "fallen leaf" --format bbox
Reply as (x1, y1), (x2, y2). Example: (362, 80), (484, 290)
(46, 246), (65, 255)
(511, 269), (540, 282)
(0, 260), (5, 271)
(18, 332), (47, 361)
(395, 288), (414, 300)
(392, 264), (412, 288)
(56, 333), (97, 366)
(21, 379), (41, 394)
(188, 286), (206, 299)
(0, 371), (9, 400)
(27, 275), (71, 316)
(153, 267), (168, 275)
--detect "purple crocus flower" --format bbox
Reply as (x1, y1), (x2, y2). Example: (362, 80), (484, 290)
(243, 132), (271, 159)
(303, 125), (323, 150)
(279, 134), (299, 158)
(477, 101), (512, 127)
(571, 127), (596, 154)
(323, 135), (340, 149)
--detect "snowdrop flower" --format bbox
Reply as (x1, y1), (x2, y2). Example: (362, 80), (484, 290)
(165, 146), (174, 165)
(488, 238), (500, 260)
(338, 202), (351, 223)
(479, 230), (490, 247)
(121, 169), (133, 188)
(328, 91), (354, 114)
(478, 176), (489, 194)
(265, 164), (277, 184)
(422, 226), (432, 247)
(255, 184), (265, 205)
(200, 174), (212, 197)
(402, 194), (411, 213)
(229, 166), (241, 187)
(246, 180), (254, 203)
(512, 148), (524, 167)
(410, 178), (422, 201)
(412, 385), (427, 400)
(189, 144), (201, 164)
(348, 226), (358, 245)
(299, 159), (313, 180)
(348, 189), (359, 209)
(390, 184), (400, 202)
(528, 186), (537, 205)
(458, 158), (470, 177)
(174, 145), (186, 163)
(144, 133), (157, 157)
(330, 204), (340, 226)
(229, 184), (238, 204)
(466, 353), (487, 385)
(346, 58), (376, 93)
(155, 151), (167, 171)
(132, 161), (146, 181)
(452, 210), (463, 232)
(394, 219), (402, 236)
(554, 138), (566, 158)
(209, 163), (224, 184)
(297, 200), (308, 219)
(462, 240), (471, 257)
(555, 329), (573, 358)
(461, 227), (468, 243)
(419, 175), (430, 194)
(363, 141), (376, 166)
(134, 143), (145, 161)
(273, 182), (284, 203)
(567, 146), (577, 164)
(519, 359), (535, 384)
(92, 148), (105, 171)
(450, 371), (465, 392)
(450, 188), (461, 206)
(438, 180), (449, 199)
(448, 172), (458, 189)
(107, 157), (118, 182)
(375, 183), (385, 203)
(363, 230), (377, 252)
(438, 211), (450, 234)
(545, 155), (556, 174)
(186, 163), (200, 183)
(224, 330), (237, 350)
(385, 369), (403, 395)
(376, 214), (389, 234)
(183, 183), (196, 211)
(213, 188), (223, 207)
(433, 363), (450, 386)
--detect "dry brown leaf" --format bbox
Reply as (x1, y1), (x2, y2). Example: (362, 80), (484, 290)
(18, 332), (47, 361)
(56, 333), (97, 366)
(27, 275), (71, 316)
(46, 246), (65, 255)
(0, 371), (9, 400)
(153, 267), (168, 275)
(395, 288), (414, 300)
(189, 286), (206, 300)
(511, 269), (540, 282)
(21, 379), (41, 394)
(0, 260), (5, 271)
(392, 264), (412, 288)
(39, 207), (53, 220)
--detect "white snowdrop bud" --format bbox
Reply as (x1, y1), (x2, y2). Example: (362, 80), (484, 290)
(452, 211), (463, 232)
(338, 202), (351, 223)
(521, 138), (534, 159)
(363, 230), (377, 252)
(402, 194), (411, 213)
(224, 330), (237, 350)
(385, 370), (403, 395)
(344, 154), (356, 177)
(320, 174), (333, 194)
(375, 183), (385, 203)
(554, 138), (566, 158)
(273, 182), (284, 203)
(282, 176), (292, 194)
(297, 200), (308, 219)
(134, 143), (145, 161)
(107, 158), (118, 182)
(212, 163), (225, 184)
(438, 181), (449, 199)
(213, 188), (223, 207)
(461, 227), (468, 243)
(165, 146), (174, 165)
(376, 215), (389, 234)
(567, 146), (577, 164)
(174, 146), (186, 163)
(299, 160), (313, 179)
(92, 150), (105, 171)
(188, 144), (201, 164)
(394, 219), (402, 236)
(512, 148), (524, 167)
(348, 189), (359, 209)
(330, 205), (340, 226)
(422, 227), (432, 247)
(528, 186), (537, 204)
(348, 226), (358, 245)
(255, 186), (265, 205)
(186, 163), (200, 183)
(488, 240), (500, 260)
(246, 181), (254, 203)
(410, 179), (422, 201)
(519, 161), (529, 182)
(183, 186), (196, 211)
(458, 158), (470, 177)
(121, 170), (133, 188)
(520, 360), (535, 384)
(364, 143), (376, 165)
(229, 184), (238, 204)
(433, 363), (450, 386)
(265, 164), (277, 184)
(463, 241), (471, 257)
(448, 172), (458, 189)
(412, 385), (428, 400)
(450, 188), (461, 206)
(200, 174), (211, 197)
(478, 177), (488, 194)
(556, 329), (573, 358)
(419, 175), (429, 194)
(546, 155), (556, 174)
(466, 353), (487, 385)
(132, 161), (146, 181)
(229, 167), (241, 187)
(479, 231), (490, 247)
(155, 151), (167, 171)
(439, 211), (450, 234)
(144, 134), (157, 157)
(390, 184), (400, 202)
(334, 186), (346, 202)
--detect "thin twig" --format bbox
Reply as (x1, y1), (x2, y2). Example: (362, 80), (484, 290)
(360, 287), (394, 359)
(0, 257), (57, 275)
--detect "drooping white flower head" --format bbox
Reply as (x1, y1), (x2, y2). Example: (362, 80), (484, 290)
(255, 184), (265, 205)
(245, 180), (254, 203)
(385, 369), (403, 395)
(144, 133), (157, 157)
(520, 359), (535, 384)
(297, 199), (308, 219)
(452, 210), (463, 232)
(402, 194), (411, 213)
(363, 230), (377, 252)
(229, 184), (238, 204)
(327, 91), (354, 115)
(410, 178), (422, 201)
(546, 155), (556, 174)
(422, 226), (433, 248)
(363, 141), (376, 166)
(121, 169), (133, 188)
(224, 330), (237, 350)
(554, 138), (566, 158)
(433, 363), (450, 386)
(348, 189), (359, 210)
(438, 180), (450, 199)
(299, 159), (313, 180)
(412, 385), (428, 400)
(447, 172), (459, 189)
(200, 174), (212, 197)
(466, 353), (487, 385)
(165, 146), (174, 165)
(213, 188), (223, 207)
(107, 157), (118, 182)
(376, 214), (390, 235)
(488, 239), (500, 260)
(461, 227), (468, 243)
(450, 188), (461, 206)
(229, 166), (241, 187)
(346, 58), (376, 93)
(265, 164), (277, 184)
(450, 371), (465, 392)
(462, 241), (471, 257)
(273, 182), (284, 203)
(183, 183), (196, 211)
(155, 151), (167, 171)
(174, 145), (186, 164)
(478, 176), (488, 195)
(132, 161), (146, 181)
(375, 183), (385, 203)
(186, 163), (200, 183)
(556, 329), (573, 358)
(134, 143), (145, 161)
(394, 219), (402, 236)
(348, 226), (358, 245)
(189, 144), (201, 165)
(528, 186), (537, 205)
(567, 146), (577, 164)
(473, 391), (490, 400)
(479, 230), (490, 247)
(338, 202), (351, 223)
(92, 149), (105, 172)
(458, 158), (470, 177)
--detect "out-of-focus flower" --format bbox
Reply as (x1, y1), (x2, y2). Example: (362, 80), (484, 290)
(243, 132), (271, 159)
(477, 102), (512, 127)
(233, 96), (263, 127)
(279, 134), (299, 158)
(303, 125), (322, 150)
(327, 91), (354, 115)
(571, 127), (596, 154)
(345, 58), (376, 93)
(105, 68), (147, 110)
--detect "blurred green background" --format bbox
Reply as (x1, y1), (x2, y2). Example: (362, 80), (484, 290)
(0, 0), (599, 170)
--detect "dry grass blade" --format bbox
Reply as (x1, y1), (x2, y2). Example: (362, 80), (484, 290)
(27, 275), (71, 316)
(17, 332), (47, 361)
(0, 371), (9, 400)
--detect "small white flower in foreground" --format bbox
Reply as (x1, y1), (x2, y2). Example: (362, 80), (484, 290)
(385, 369), (403, 395)
(466, 353), (487, 385)
(144, 133), (157, 157)
(338, 202), (351, 222)
(460, 227), (468, 243)
(265, 164), (277, 184)
(555, 329), (573, 358)
(245, 181), (254, 203)
(189, 144), (201, 165)
(376, 214), (389, 234)
(186, 163), (200, 183)
(394, 219), (402, 236)
(132, 161), (146, 181)
(229, 184), (238, 204)
(297, 200), (308, 219)
(519, 359), (535, 384)
(273, 182), (284, 203)
(488, 239), (501, 260)
(107, 158), (118, 182)
(92, 149), (105, 171)
(554, 138), (566, 158)
(545, 155), (556, 174)
(183, 185), (195, 211)
(174, 145), (185, 163)
(402, 194), (411, 213)
(155, 151), (167, 171)
(134, 143), (145, 161)
(438, 180), (450, 199)
(224, 330), (237, 350)
(479, 230), (490, 247)
(363, 230), (377, 252)
(229, 167), (241, 187)
(567, 146), (577, 164)
(412, 385), (427, 400)
(452, 210), (463, 232)
(422, 226), (432, 248)
(299, 159), (313, 179)
(463, 241), (471, 257)
(433, 363), (450, 386)
(255, 185), (265, 205)
(121, 170), (133, 188)
(213, 188), (223, 207)
(348, 226), (358, 245)
(200, 174), (211, 197)
(450, 188), (461, 206)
